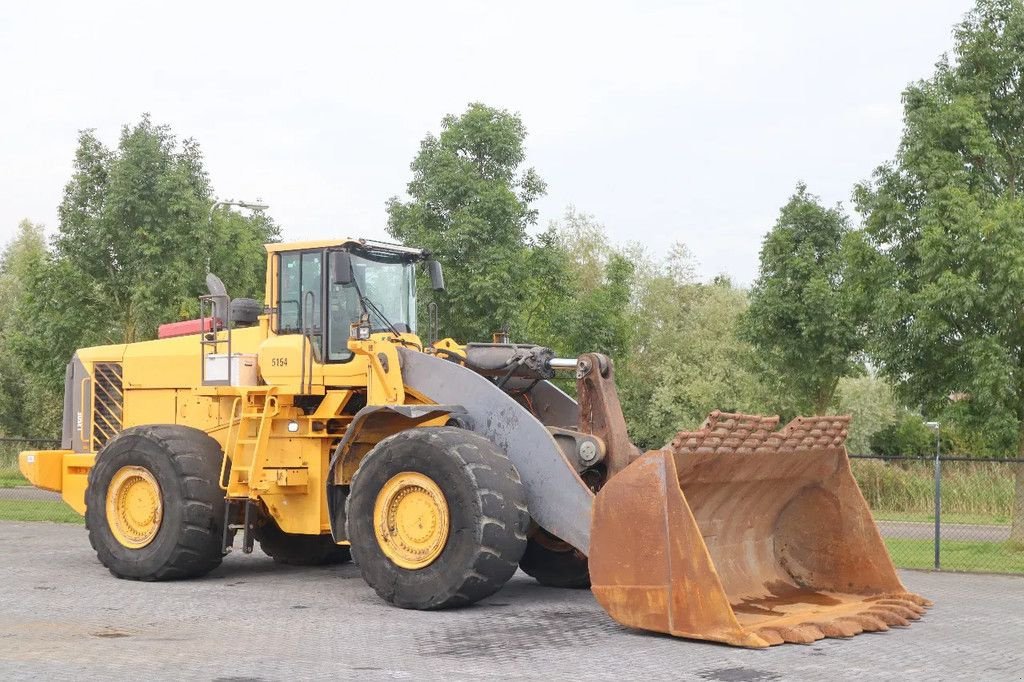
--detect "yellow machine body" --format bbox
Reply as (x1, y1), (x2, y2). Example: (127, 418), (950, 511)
(19, 238), (432, 537)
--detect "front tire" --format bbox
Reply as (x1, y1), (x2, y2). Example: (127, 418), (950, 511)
(346, 427), (529, 609)
(85, 425), (225, 581)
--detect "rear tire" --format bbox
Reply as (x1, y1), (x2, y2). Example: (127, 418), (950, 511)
(256, 518), (351, 566)
(85, 425), (225, 581)
(520, 527), (591, 588)
(346, 426), (529, 609)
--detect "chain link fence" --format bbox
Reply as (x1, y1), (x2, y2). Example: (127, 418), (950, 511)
(851, 454), (1024, 575)
(2, 439), (1023, 574)
(0, 438), (82, 523)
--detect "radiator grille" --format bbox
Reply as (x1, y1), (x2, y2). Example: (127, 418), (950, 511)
(92, 362), (123, 450)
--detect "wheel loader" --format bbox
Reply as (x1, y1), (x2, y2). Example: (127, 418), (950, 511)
(19, 237), (929, 647)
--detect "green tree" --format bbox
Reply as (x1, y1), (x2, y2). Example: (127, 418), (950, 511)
(206, 206), (280, 308)
(530, 208), (635, 357)
(0, 221), (62, 436)
(14, 116), (279, 403)
(386, 103), (549, 342)
(620, 249), (768, 448)
(742, 184), (867, 414)
(854, 0), (1024, 541)
(833, 375), (900, 455)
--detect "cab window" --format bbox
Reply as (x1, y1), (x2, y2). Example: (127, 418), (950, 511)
(277, 250), (323, 342)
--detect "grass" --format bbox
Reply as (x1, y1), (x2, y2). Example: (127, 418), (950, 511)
(852, 458), (1015, 522)
(885, 538), (1024, 574)
(0, 499), (83, 523)
(0, 467), (27, 488)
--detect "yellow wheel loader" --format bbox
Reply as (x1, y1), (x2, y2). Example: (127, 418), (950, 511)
(19, 238), (929, 647)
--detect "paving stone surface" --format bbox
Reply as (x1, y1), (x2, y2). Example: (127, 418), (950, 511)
(0, 521), (1020, 681)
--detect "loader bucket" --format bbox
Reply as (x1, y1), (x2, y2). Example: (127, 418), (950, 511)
(589, 412), (930, 648)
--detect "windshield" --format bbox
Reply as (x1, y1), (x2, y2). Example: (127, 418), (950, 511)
(327, 252), (417, 362)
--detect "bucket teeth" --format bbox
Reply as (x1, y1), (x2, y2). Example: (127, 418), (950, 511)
(824, 619), (864, 637)
(761, 625), (825, 644)
(868, 592), (933, 609)
(874, 601), (921, 620)
(816, 621), (859, 638)
(868, 607), (911, 627)
(846, 614), (890, 632)
(753, 600), (921, 646)
(900, 592), (933, 608)
(755, 629), (785, 646)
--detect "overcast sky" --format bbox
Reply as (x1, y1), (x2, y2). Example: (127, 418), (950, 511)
(0, 0), (973, 285)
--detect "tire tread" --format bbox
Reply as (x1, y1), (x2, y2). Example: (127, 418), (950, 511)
(86, 425), (224, 581)
(347, 426), (529, 609)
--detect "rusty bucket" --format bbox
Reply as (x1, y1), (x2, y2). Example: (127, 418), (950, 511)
(589, 412), (930, 647)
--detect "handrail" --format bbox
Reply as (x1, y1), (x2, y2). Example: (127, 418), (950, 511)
(245, 394), (280, 487)
(220, 396), (243, 490)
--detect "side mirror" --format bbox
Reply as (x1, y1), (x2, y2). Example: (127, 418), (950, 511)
(331, 251), (354, 285)
(427, 260), (445, 292)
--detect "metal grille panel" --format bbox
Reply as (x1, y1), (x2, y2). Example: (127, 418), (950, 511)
(92, 362), (123, 450)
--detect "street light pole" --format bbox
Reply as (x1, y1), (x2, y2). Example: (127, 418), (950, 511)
(209, 199), (269, 224)
(925, 421), (941, 570)
(207, 199), (270, 272)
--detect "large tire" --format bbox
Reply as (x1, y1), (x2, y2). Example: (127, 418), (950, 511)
(85, 425), (225, 581)
(520, 527), (590, 588)
(346, 426), (528, 610)
(256, 518), (351, 566)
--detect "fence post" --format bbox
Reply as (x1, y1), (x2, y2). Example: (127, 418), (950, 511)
(934, 454), (942, 569)
(925, 421), (941, 570)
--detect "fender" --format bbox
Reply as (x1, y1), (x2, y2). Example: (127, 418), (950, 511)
(396, 348), (595, 554)
(327, 403), (466, 541)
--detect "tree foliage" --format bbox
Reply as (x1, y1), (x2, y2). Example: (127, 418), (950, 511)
(869, 415), (942, 458)
(9, 116), (279, 402)
(854, 0), (1024, 539)
(620, 249), (768, 448)
(386, 103), (550, 342)
(742, 184), (866, 414)
(0, 222), (62, 436)
(833, 375), (899, 455)
(534, 209), (635, 358)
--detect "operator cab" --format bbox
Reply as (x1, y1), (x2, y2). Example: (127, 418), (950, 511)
(271, 240), (437, 362)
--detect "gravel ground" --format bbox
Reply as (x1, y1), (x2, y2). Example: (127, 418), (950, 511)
(0, 520), (1021, 681)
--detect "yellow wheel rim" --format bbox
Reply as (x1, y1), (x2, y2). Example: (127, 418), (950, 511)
(373, 471), (449, 570)
(105, 465), (163, 549)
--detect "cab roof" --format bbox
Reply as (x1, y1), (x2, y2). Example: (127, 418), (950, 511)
(264, 238), (427, 258)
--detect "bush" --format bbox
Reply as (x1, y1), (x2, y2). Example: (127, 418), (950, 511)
(869, 414), (937, 456)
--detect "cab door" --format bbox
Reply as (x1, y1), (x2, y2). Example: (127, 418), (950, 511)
(259, 248), (326, 390)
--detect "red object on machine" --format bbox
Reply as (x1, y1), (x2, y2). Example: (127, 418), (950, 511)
(158, 318), (222, 339)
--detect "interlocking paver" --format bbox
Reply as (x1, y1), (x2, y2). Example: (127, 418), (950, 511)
(1, 521), (1020, 681)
